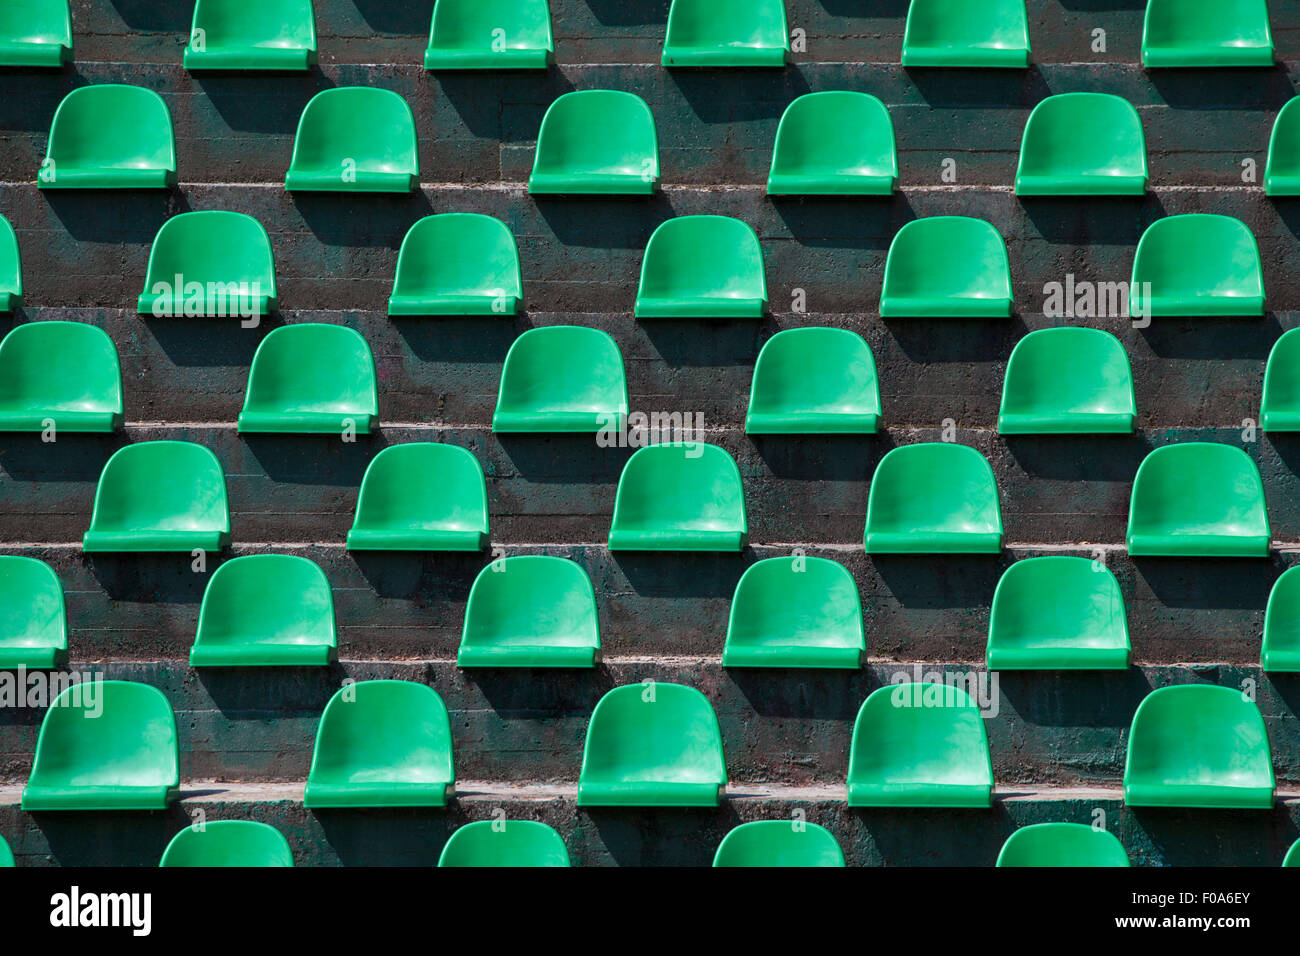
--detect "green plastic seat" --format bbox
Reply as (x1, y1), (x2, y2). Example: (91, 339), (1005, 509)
(22, 680), (179, 811)
(1015, 94), (1148, 196)
(0, 0), (71, 66)
(995, 823), (1130, 867)
(493, 326), (628, 433)
(1260, 565), (1300, 672)
(191, 554), (337, 667)
(987, 556), (1131, 670)
(713, 821), (846, 867)
(880, 217), (1013, 318)
(160, 821), (294, 867)
(608, 443), (747, 552)
(285, 88), (418, 193)
(635, 216), (767, 319)
(1124, 685), (1274, 809)
(661, 0), (789, 68)
(1129, 215), (1264, 317)
(998, 328), (1136, 435)
(847, 683), (993, 807)
(723, 556), (864, 669)
(901, 0), (1030, 68)
(578, 683), (726, 807)
(1285, 840), (1300, 866)
(766, 92), (897, 196)
(238, 324), (378, 434)
(1141, 0), (1273, 67)
(0, 556), (67, 669)
(425, 0), (554, 70)
(864, 443), (1003, 554)
(185, 0), (317, 71)
(1260, 328), (1300, 431)
(1265, 99), (1300, 196)
(347, 443), (489, 551)
(438, 821), (570, 867)
(746, 327), (881, 434)
(0, 214), (19, 311)
(138, 211), (276, 318)
(0, 322), (123, 432)
(38, 85), (176, 189)
(529, 91), (659, 196)
(84, 441), (231, 552)
(0, 835), (11, 867)
(1126, 443), (1269, 557)
(390, 214), (522, 317)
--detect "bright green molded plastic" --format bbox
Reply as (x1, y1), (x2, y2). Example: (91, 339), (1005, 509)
(1260, 328), (1300, 431)
(661, 0), (789, 68)
(191, 554), (337, 667)
(713, 821), (845, 867)
(185, 0), (316, 71)
(578, 683), (726, 807)
(1126, 443), (1269, 557)
(1285, 840), (1300, 866)
(636, 216), (767, 319)
(996, 823), (1130, 867)
(880, 217), (1013, 318)
(305, 680), (455, 808)
(1015, 94), (1147, 196)
(438, 821), (570, 867)
(84, 441), (230, 552)
(347, 443), (489, 551)
(22, 680), (179, 811)
(160, 821), (294, 867)
(901, 0), (1030, 68)
(746, 327), (881, 434)
(609, 443), (747, 552)
(239, 324), (377, 434)
(723, 556), (864, 669)
(38, 85), (176, 189)
(0, 214), (19, 311)
(529, 91), (659, 195)
(425, 0), (553, 70)
(493, 326), (628, 433)
(864, 443), (1003, 554)
(458, 555), (600, 668)
(1124, 684), (1274, 809)
(1141, 0), (1273, 68)
(0, 322), (123, 432)
(1260, 565), (1300, 672)
(0, 0), (71, 67)
(767, 92), (897, 196)
(987, 556), (1130, 670)
(0, 836), (11, 867)
(1265, 99), (1300, 196)
(1130, 215), (1264, 317)
(285, 88), (417, 192)
(998, 328), (1135, 435)
(847, 683), (993, 807)
(390, 214), (522, 317)
(0, 556), (67, 669)
(138, 211), (276, 318)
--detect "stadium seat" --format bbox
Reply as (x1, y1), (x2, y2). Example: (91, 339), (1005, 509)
(138, 211), (277, 318)
(1141, 0), (1273, 67)
(847, 683), (994, 807)
(1260, 328), (1300, 430)
(305, 680), (456, 808)
(285, 88), (418, 192)
(1126, 443), (1269, 557)
(864, 443), (1003, 554)
(184, 0), (317, 70)
(190, 554), (337, 666)
(389, 214), (522, 316)
(0, 0), (72, 67)
(21, 680), (179, 810)
(1261, 565), (1300, 672)
(458, 555), (600, 668)
(438, 821), (571, 867)
(347, 443), (489, 551)
(635, 216), (767, 319)
(766, 92), (897, 196)
(160, 821), (294, 867)
(880, 217), (1013, 318)
(995, 823), (1130, 867)
(713, 821), (846, 867)
(1285, 840), (1300, 867)
(1130, 215), (1264, 317)
(238, 324), (378, 434)
(1265, 98), (1300, 196)
(0, 322), (124, 432)
(529, 91), (659, 195)
(0, 556), (67, 669)
(998, 328), (1136, 434)
(746, 328), (881, 434)
(661, 0), (789, 68)
(0, 835), (11, 867)
(425, 0), (553, 69)
(608, 443), (747, 551)
(901, 0), (1031, 68)
(38, 85), (176, 189)
(722, 556), (865, 668)
(1124, 684), (1274, 809)
(493, 326), (629, 433)
(1015, 93), (1148, 196)
(0, 214), (19, 311)
(986, 556), (1131, 670)
(578, 683), (726, 807)
(83, 441), (231, 552)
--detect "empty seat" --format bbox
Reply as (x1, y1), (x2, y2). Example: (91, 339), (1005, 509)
(987, 556), (1131, 670)
(138, 211), (276, 319)
(438, 821), (571, 867)
(661, 0), (789, 68)
(1130, 215), (1264, 317)
(609, 443), (747, 552)
(1015, 93), (1148, 196)
(530, 91), (659, 195)
(0, 835), (11, 867)
(160, 821), (294, 867)
(578, 683), (726, 807)
(1126, 443), (1269, 557)
(0, 322), (123, 432)
(1261, 565), (1300, 672)
(390, 214), (522, 317)
(767, 92), (897, 195)
(190, 554), (337, 667)
(0, 214), (19, 311)
(1260, 328), (1300, 431)
(493, 327), (628, 433)
(847, 683), (993, 807)
(0, 556), (67, 669)
(425, 0), (553, 69)
(185, 0), (316, 70)
(901, 0), (1031, 68)
(713, 821), (845, 867)
(998, 328), (1136, 434)
(880, 217), (1013, 318)
(1124, 685), (1274, 809)
(84, 441), (231, 552)
(635, 216), (767, 319)
(285, 88), (418, 193)
(996, 823), (1130, 867)
(1265, 98), (1300, 196)
(38, 85), (176, 189)
(0, 0), (72, 66)
(1141, 0), (1273, 67)
(1285, 840), (1300, 867)
(864, 443), (1003, 554)
(238, 324), (378, 434)
(746, 327), (881, 434)
(22, 680), (179, 810)
(305, 680), (455, 808)
(347, 443), (489, 551)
